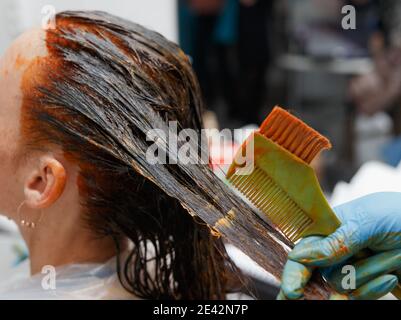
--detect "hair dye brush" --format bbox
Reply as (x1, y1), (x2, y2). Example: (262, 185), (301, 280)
(226, 106), (401, 299)
(227, 106), (338, 242)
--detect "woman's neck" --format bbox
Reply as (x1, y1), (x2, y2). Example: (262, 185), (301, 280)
(28, 230), (118, 275)
(22, 205), (118, 275)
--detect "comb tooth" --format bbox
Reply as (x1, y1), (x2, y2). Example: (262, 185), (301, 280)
(277, 200), (295, 228)
(280, 208), (301, 232)
(286, 224), (300, 239)
(250, 176), (273, 205)
(251, 179), (271, 206)
(232, 170), (265, 204)
(290, 224), (308, 241)
(254, 177), (277, 208)
(283, 223), (296, 240)
(258, 183), (280, 211)
(280, 208), (304, 235)
(293, 214), (312, 235)
(282, 209), (308, 236)
(249, 188), (263, 203)
(273, 199), (291, 226)
(270, 191), (292, 216)
(234, 175), (247, 187)
(228, 174), (241, 185)
(250, 180), (274, 212)
(236, 172), (252, 188)
(255, 175), (275, 200)
(288, 210), (308, 233)
(230, 175), (246, 190)
(237, 172), (256, 192)
(290, 207), (307, 226)
(268, 186), (292, 216)
(229, 172), (243, 185)
(259, 185), (285, 216)
(267, 192), (293, 224)
(260, 193), (282, 220)
(300, 213), (313, 228)
(286, 226), (300, 241)
(277, 213), (294, 233)
(291, 217), (313, 241)
(248, 170), (269, 200)
(243, 171), (264, 196)
(289, 232), (300, 242)
(290, 207), (307, 225)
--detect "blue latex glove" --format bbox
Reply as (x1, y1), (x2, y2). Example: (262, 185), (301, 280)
(278, 192), (401, 300)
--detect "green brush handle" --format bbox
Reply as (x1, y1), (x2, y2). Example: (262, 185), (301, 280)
(247, 132), (341, 236)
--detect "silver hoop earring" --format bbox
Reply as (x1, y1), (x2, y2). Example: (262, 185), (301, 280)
(17, 201), (43, 229)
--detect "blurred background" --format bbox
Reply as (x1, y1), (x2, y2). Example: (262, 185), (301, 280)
(179, 0), (401, 192)
(1, 0), (401, 299)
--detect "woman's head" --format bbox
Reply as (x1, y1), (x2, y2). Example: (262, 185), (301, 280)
(0, 11), (294, 299)
(0, 11), (242, 299)
(0, 27), (48, 218)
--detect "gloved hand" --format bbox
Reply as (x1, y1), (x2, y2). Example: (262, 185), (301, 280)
(278, 192), (401, 300)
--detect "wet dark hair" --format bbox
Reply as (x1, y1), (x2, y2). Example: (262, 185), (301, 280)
(19, 11), (331, 299)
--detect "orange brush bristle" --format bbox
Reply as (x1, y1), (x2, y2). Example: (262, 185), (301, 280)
(259, 106), (332, 164)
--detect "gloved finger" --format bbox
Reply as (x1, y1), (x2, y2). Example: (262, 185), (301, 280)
(278, 237), (320, 300)
(390, 269), (401, 298)
(349, 274), (398, 300)
(276, 290), (288, 300)
(394, 268), (401, 281)
(278, 289), (349, 301)
(391, 284), (401, 299)
(280, 259), (314, 299)
(322, 249), (401, 293)
(329, 293), (349, 300)
(288, 223), (363, 267)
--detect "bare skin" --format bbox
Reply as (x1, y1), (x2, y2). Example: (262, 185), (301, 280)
(0, 28), (117, 276)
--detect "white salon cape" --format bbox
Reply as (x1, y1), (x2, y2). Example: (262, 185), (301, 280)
(0, 256), (252, 300)
(0, 256), (137, 300)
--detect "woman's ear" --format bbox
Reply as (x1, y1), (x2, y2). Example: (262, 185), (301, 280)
(24, 156), (67, 209)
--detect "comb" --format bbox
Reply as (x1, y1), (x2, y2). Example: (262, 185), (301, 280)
(227, 106), (338, 242)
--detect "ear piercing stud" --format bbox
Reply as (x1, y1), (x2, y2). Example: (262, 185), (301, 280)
(20, 220), (36, 228)
(17, 201), (42, 229)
